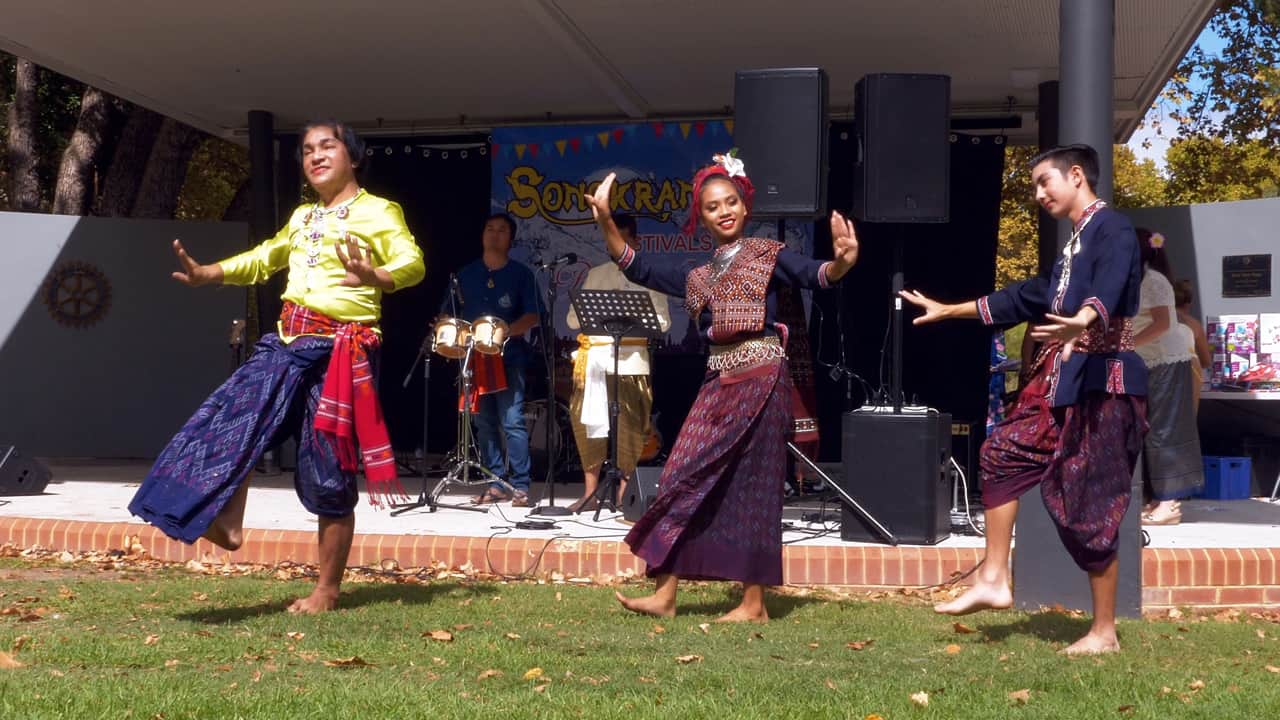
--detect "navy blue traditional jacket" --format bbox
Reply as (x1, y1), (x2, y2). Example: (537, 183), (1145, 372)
(978, 202), (1148, 407)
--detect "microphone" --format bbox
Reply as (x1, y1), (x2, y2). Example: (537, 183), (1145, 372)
(450, 272), (463, 303)
(534, 253), (577, 270)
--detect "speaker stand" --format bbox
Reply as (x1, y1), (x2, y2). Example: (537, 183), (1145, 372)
(890, 230), (904, 412)
(789, 441), (896, 546)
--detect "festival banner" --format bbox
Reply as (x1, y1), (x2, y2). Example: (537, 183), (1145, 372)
(490, 121), (813, 350)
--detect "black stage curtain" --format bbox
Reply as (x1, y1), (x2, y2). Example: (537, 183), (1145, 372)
(810, 124), (1005, 461)
(360, 136), (491, 454)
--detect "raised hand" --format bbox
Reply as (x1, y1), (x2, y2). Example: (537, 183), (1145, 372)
(586, 172), (627, 259)
(171, 239), (220, 287)
(1029, 310), (1093, 361)
(586, 172), (616, 224)
(830, 211), (859, 273)
(335, 234), (380, 288)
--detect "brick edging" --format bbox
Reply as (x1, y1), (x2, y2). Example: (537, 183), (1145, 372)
(2, 517), (1277, 609)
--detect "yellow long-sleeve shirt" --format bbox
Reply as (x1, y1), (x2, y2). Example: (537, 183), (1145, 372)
(218, 190), (424, 337)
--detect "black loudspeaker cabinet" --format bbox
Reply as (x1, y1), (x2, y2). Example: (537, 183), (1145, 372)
(852, 73), (951, 223)
(733, 67), (829, 217)
(0, 445), (52, 496)
(623, 465), (663, 523)
(839, 410), (951, 544)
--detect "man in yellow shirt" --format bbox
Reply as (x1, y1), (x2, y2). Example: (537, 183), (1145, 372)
(129, 120), (424, 614)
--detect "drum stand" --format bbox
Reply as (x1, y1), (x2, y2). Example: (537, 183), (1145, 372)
(393, 338), (514, 515)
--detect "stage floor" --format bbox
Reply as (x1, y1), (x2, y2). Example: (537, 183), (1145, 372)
(2, 460), (1278, 611)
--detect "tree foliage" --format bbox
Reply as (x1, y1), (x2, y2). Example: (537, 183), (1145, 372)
(996, 145), (1167, 290)
(1165, 136), (1280, 204)
(1163, 0), (1280, 145)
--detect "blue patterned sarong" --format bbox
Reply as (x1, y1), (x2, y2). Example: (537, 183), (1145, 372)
(129, 334), (358, 543)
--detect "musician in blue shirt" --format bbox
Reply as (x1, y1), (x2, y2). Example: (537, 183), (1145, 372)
(442, 213), (541, 506)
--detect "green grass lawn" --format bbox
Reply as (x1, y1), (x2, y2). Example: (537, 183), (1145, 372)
(1, 556), (1277, 719)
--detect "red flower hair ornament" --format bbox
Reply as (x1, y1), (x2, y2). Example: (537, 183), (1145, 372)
(684, 149), (756, 237)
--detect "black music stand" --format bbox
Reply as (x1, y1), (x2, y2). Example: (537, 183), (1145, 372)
(570, 289), (665, 521)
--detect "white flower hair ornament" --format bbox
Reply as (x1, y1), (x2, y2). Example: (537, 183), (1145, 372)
(1149, 232), (1165, 249)
(712, 148), (746, 178)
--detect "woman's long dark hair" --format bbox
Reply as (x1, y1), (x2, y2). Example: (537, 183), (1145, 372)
(1135, 227), (1173, 281)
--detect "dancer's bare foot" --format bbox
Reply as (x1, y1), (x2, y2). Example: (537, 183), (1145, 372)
(934, 580), (1013, 615)
(202, 480), (250, 550)
(714, 606), (769, 624)
(1061, 630), (1120, 656)
(615, 591), (675, 618)
(287, 587), (340, 614)
(201, 523), (243, 552)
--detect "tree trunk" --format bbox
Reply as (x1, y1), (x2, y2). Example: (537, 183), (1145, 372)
(52, 87), (121, 215)
(221, 177), (252, 222)
(130, 117), (201, 219)
(6, 58), (42, 211)
(93, 104), (162, 216)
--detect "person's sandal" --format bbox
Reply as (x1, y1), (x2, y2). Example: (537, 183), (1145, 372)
(472, 487), (513, 505)
(510, 490), (531, 508)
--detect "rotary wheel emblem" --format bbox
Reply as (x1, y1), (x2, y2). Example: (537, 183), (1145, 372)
(42, 260), (112, 329)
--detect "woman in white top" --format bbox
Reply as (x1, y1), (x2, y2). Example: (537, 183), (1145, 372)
(1133, 229), (1204, 525)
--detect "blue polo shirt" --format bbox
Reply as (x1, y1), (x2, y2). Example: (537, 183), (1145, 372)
(442, 258), (541, 367)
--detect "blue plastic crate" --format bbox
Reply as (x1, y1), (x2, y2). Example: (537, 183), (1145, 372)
(1200, 456), (1252, 500)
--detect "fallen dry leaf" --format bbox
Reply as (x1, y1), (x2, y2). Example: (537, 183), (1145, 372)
(824, 678), (837, 690)
(675, 654), (703, 665)
(523, 667), (544, 681)
(191, 592), (209, 601)
(1265, 665), (1280, 674)
(638, 676), (657, 684)
(453, 623), (474, 632)
(0, 651), (23, 669)
(698, 623), (710, 634)
(555, 592), (562, 602)
(533, 683), (549, 694)
(846, 640), (874, 651)
(49, 669), (65, 677)
(1257, 630), (1266, 639)
(1008, 688), (1031, 705)
(953, 622), (977, 634)
(1167, 608), (1183, 619)
(165, 659), (180, 668)
(910, 691), (930, 707)
(865, 715), (885, 720)
(143, 635), (160, 646)
(1189, 679), (1205, 691)
(423, 630), (454, 643)
(808, 642), (820, 649)
(11, 636), (30, 653)
(653, 625), (666, 634)
(323, 656), (372, 668)
(504, 633), (521, 640)
(1117, 704), (1135, 714)
(286, 632), (306, 641)
(945, 644), (963, 655)
(477, 669), (503, 681)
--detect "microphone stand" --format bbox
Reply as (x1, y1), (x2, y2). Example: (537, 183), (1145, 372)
(529, 262), (571, 517)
